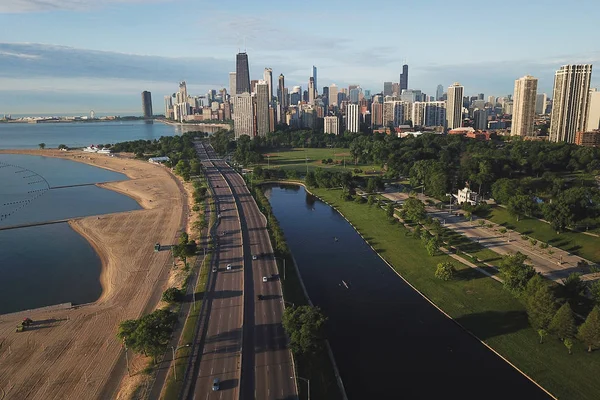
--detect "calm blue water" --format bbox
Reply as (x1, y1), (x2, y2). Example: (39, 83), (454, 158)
(0, 120), (179, 149)
(0, 154), (141, 314)
(266, 185), (550, 400)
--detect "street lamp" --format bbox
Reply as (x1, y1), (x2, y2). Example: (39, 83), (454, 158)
(291, 376), (310, 400)
(275, 257), (287, 280)
(171, 344), (191, 381)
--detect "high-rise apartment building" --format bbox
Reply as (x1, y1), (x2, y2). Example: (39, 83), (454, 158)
(229, 72), (237, 97)
(412, 102), (427, 126)
(446, 82), (464, 130)
(312, 66), (318, 95)
(277, 74), (286, 107)
(586, 88), (600, 131)
(400, 89), (422, 103)
(176, 81), (188, 104)
(383, 101), (405, 128)
(473, 109), (488, 130)
(400, 64), (408, 92)
(232, 93), (254, 139)
(235, 52), (251, 94)
(349, 87), (362, 103)
(308, 77), (315, 105)
(371, 102), (383, 127)
(392, 83), (400, 96)
(488, 95), (496, 105)
(512, 75), (538, 137)
(535, 93), (547, 114)
(251, 80), (259, 94)
(383, 82), (393, 97)
(256, 81), (270, 136)
(550, 65), (593, 143)
(436, 85), (443, 101)
(425, 101), (447, 127)
(478, 93), (485, 100)
(346, 104), (360, 133)
(329, 84), (339, 106)
(164, 95), (173, 119)
(264, 68), (273, 102)
(324, 116), (340, 135)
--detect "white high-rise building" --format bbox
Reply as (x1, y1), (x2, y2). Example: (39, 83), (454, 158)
(229, 73), (236, 98)
(263, 68), (273, 103)
(512, 75), (538, 137)
(383, 101), (404, 128)
(164, 95), (173, 119)
(550, 64), (593, 143)
(232, 93), (254, 139)
(412, 102), (427, 126)
(535, 93), (547, 115)
(256, 80), (270, 136)
(586, 88), (600, 131)
(488, 95), (496, 106)
(329, 84), (339, 106)
(308, 77), (315, 105)
(446, 82), (464, 130)
(324, 116), (340, 135)
(346, 104), (360, 133)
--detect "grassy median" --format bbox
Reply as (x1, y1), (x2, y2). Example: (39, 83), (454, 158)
(312, 187), (600, 400)
(162, 197), (215, 400)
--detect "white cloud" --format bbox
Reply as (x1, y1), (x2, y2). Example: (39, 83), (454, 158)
(0, 0), (170, 13)
(0, 50), (40, 59)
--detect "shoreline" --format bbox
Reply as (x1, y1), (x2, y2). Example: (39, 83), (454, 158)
(0, 149), (149, 305)
(0, 149), (186, 399)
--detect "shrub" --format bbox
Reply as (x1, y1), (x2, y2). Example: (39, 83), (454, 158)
(162, 287), (185, 303)
(435, 262), (456, 281)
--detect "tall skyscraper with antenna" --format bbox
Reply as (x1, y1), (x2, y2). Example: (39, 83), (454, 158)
(312, 66), (318, 95)
(400, 64), (408, 93)
(236, 52), (251, 94)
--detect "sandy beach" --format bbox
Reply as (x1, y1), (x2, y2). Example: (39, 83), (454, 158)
(0, 149), (186, 399)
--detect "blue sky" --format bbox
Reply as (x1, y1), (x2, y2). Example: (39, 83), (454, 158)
(1, 0), (599, 115)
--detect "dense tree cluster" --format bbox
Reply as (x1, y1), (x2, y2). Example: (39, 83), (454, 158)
(282, 305), (327, 355)
(117, 309), (178, 363)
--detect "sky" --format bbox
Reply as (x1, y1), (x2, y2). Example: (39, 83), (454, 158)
(1, 0), (599, 115)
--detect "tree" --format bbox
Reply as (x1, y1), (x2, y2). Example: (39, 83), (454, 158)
(563, 338), (574, 355)
(426, 236), (440, 256)
(117, 309), (177, 363)
(386, 203), (395, 219)
(538, 328), (548, 344)
(499, 252), (536, 293)
(526, 285), (557, 330)
(366, 178), (377, 193)
(524, 274), (545, 300)
(549, 302), (576, 340)
(38, 143), (46, 149)
(162, 287), (184, 303)
(507, 195), (535, 221)
(367, 195), (376, 207)
(402, 197), (426, 222)
(305, 171), (317, 187)
(562, 273), (586, 299)
(491, 178), (520, 204)
(529, 238), (538, 248)
(435, 262), (456, 281)
(58, 144), (68, 150)
(590, 281), (600, 305)
(578, 306), (600, 352)
(543, 200), (573, 233)
(282, 306), (327, 355)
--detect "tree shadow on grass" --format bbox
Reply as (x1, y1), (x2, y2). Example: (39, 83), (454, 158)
(454, 310), (529, 340)
(453, 267), (488, 281)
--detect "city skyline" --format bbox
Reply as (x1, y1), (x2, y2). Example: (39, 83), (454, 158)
(1, 0), (600, 113)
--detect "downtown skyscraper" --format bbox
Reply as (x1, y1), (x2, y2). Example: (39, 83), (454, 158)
(550, 65), (592, 143)
(512, 75), (538, 137)
(446, 82), (464, 130)
(312, 66), (318, 95)
(264, 68), (273, 102)
(236, 52), (251, 94)
(256, 80), (270, 136)
(141, 91), (153, 118)
(400, 64), (408, 93)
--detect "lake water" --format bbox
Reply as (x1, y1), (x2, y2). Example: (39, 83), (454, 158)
(0, 154), (141, 314)
(265, 185), (550, 400)
(0, 120), (180, 149)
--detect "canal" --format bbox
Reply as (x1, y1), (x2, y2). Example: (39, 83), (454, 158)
(265, 184), (550, 400)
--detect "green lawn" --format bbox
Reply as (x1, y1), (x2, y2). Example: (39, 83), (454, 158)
(312, 187), (600, 400)
(259, 148), (383, 175)
(480, 206), (600, 263)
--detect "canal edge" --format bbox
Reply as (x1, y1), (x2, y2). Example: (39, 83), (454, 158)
(264, 180), (558, 400)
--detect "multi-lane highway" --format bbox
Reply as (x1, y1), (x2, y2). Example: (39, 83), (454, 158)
(190, 142), (297, 399)
(188, 144), (244, 399)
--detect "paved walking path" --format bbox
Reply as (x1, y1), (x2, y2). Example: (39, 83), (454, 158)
(381, 190), (599, 283)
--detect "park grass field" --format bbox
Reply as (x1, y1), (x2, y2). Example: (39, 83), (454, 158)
(259, 148), (383, 175)
(311, 187), (600, 400)
(481, 206), (600, 264)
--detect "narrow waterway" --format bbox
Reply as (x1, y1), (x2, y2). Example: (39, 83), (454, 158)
(265, 184), (550, 400)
